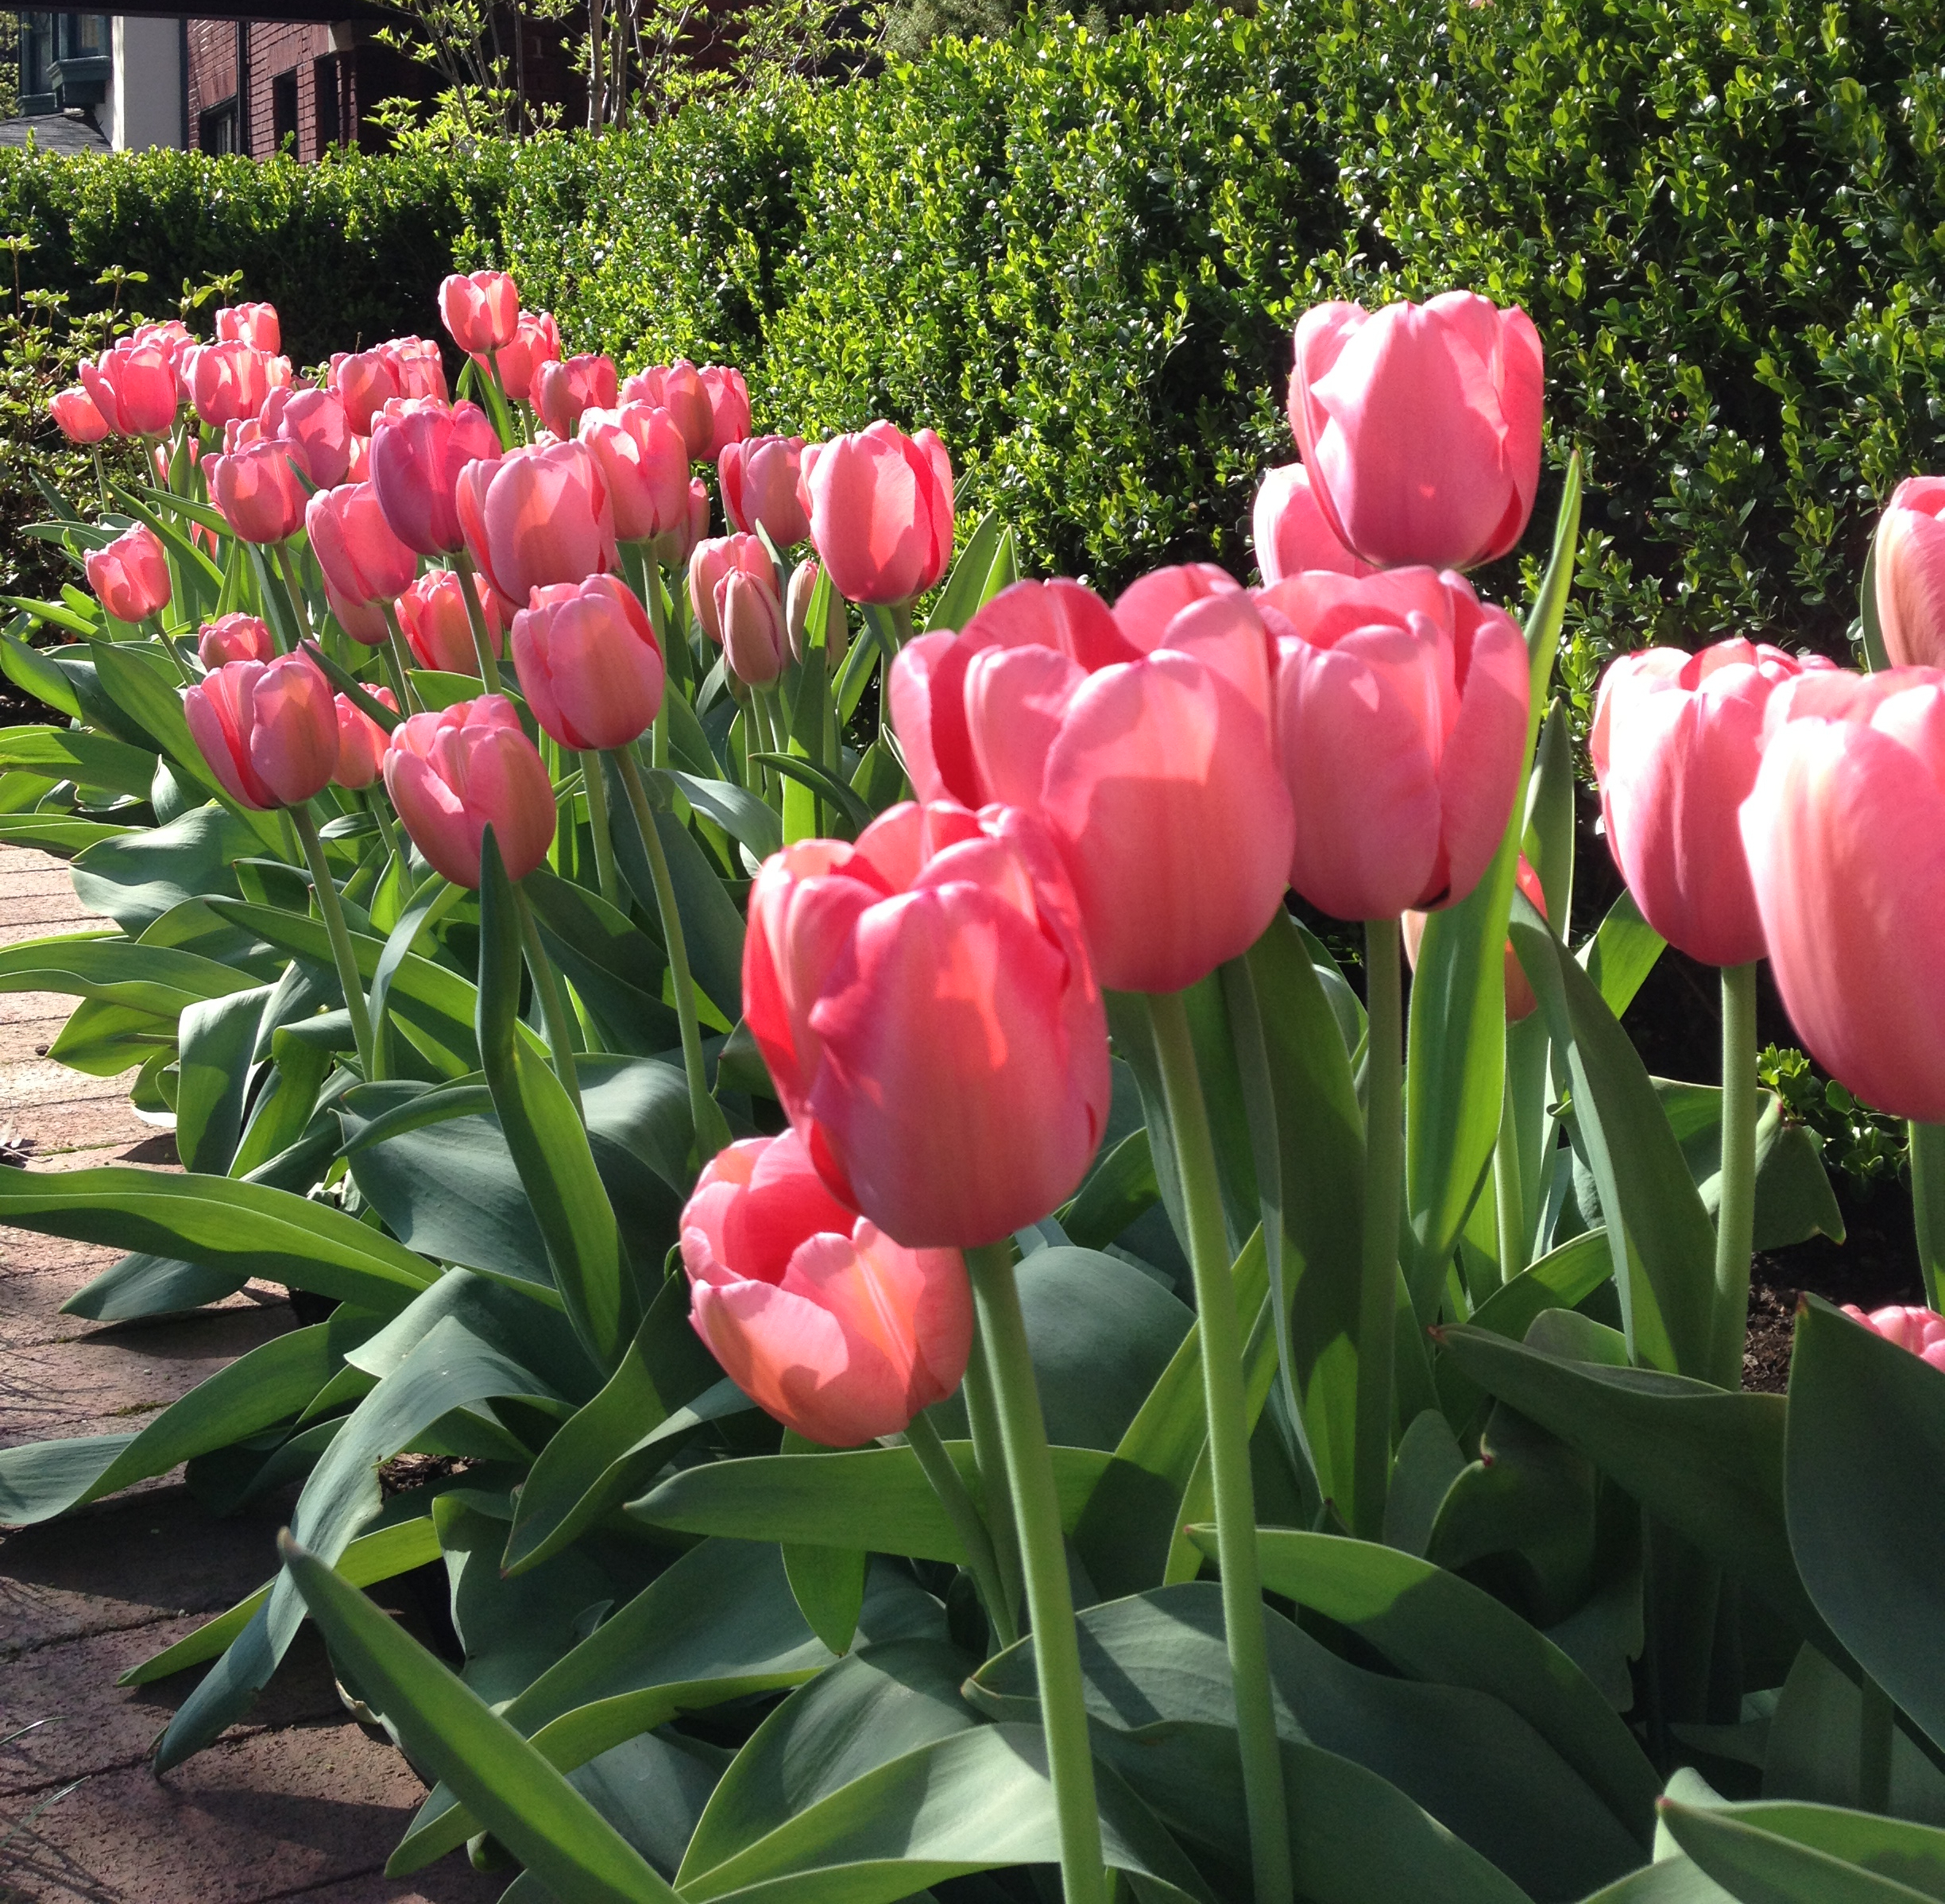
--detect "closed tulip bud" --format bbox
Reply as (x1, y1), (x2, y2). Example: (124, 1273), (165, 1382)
(622, 360), (710, 461)
(259, 385), (354, 489)
(398, 567), (505, 675)
(205, 439), (309, 546)
(663, 478), (710, 568)
(720, 434), (810, 549)
(891, 572), (1293, 993)
(79, 340), (178, 437)
(84, 524), (171, 623)
(1266, 566), (1529, 921)
(369, 399), (502, 557)
(513, 573), (664, 750)
(439, 269), (520, 355)
(801, 423), (954, 607)
(533, 354), (618, 439)
(1405, 853), (1548, 1021)
(680, 1128), (972, 1445)
(786, 557), (844, 666)
(1288, 292), (1544, 571)
(1252, 461), (1373, 583)
(215, 302), (280, 352)
(185, 654), (339, 809)
(307, 482), (419, 610)
(489, 311), (560, 404)
(182, 340), (274, 428)
(333, 687), (398, 790)
(578, 401), (690, 544)
(1591, 639), (1836, 967)
(197, 613), (274, 669)
(383, 694), (555, 888)
(326, 578), (391, 647)
(746, 800), (1111, 1247)
(1843, 1303), (1945, 1372)
(1873, 478), (1945, 670)
(48, 385), (108, 444)
(455, 439), (617, 608)
(721, 567), (787, 688)
(688, 533), (770, 648)
(698, 365), (752, 462)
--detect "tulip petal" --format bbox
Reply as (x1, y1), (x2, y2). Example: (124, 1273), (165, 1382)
(1433, 605), (1529, 910)
(965, 642), (1085, 809)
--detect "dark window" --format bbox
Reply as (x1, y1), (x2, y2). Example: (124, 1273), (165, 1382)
(270, 68), (297, 151)
(199, 99), (239, 154)
(312, 56), (340, 149)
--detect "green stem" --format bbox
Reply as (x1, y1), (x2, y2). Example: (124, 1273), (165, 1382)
(1859, 1674), (1895, 1813)
(613, 745), (729, 1163)
(1910, 1122), (1945, 1316)
(580, 750), (624, 907)
(145, 613), (193, 685)
(275, 540), (317, 649)
(290, 803), (377, 1079)
(961, 1324), (1026, 1639)
(1356, 915), (1403, 1544)
(1712, 961), (1759, 1389)
(904, 1405), (1017, 1651)
(378, 602), (423, 714)
(1494, 1060), (1526, 1284)
(450, 550), (504, 693)
(1147, 989), (1293, 1904)
(511, 877), (582, 1118)
(964, 1240), (1108, 1904)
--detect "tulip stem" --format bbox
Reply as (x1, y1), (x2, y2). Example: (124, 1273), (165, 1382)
(1494, 1070), (1526, 1283)
(378, 602), (423, 714)
(903, 1406), (1017, 1651)
(1147, 988), (1293, 1904)
(510, 876), (582, 1118)
(961, 1324), (1026, 1636)
(450, 550), (504, 694)
(613, 745), (730, 1165)
(964, 1239), (1108, 1904)
(1711, 961), (1759, 1389)
(1911, 1123), (1945, 1317)
(274, 540), (317, 650)
(145, 613), (193, 685)
(290, 803), (377, 1080)
(1860, 1674), (1895, 1813)
(579, 750), (624, 907)
(1355, 915), (1402, 1544)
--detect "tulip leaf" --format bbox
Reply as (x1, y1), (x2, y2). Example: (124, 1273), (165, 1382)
(1859, 534), (1891, 673)
(175, 985), (272, 1174)
(0, 722), (158, 798)
(1, 626), (83, 717)
(1658, 1797), (1945, 1903)
(60, 1248), (250, 1321)
(921, 507), (1009, 636)
(663, 768), (782, 861)
(1579, 889), (1666, 1018)
(68, 803), (259, 934)
(746, 751), (874, 838)
(0, 927), (257, 1015)
(782, 1538), (868, 1658)
(524, 866), (685, 1058)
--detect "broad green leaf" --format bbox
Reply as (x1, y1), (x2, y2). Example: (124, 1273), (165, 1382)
(2, 628), (83, 718)
(783, 1541), (868, 1658)
(0, 724), (157, 798)
(60, 1249), (249, 1321)
(745, 751), (874, 838)
(0, 815), (136, 853)
(921, 509), (1010, 635)
(176, 985), (271, 1173)
(0, 929), (254, 1016)
(665, 768), (782, 861)
(1660, 1798), (1945, 1903)
(1579, 890), (1666, 1020)
(1060, 1126), (1160, 1251)
(230, 1029), (333, 1179)
(605, 774), (745, 1019)
(44, 997), (177, 1075)
(70, 804), (259, 935)
(524, 865), (682, 1058)
(1574, 1857), (1737, 1902)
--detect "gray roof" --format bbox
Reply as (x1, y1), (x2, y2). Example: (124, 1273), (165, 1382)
(0, 111), (111, 153)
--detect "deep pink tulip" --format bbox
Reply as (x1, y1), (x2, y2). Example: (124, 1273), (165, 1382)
(533, 354), (618, 439)
(182, 341), (275, 428)
(720, 434), (810, 549)
(48, 385), (108, 444)
(1288, 292), (1544, 571)
(185, 655), (338, 809)
(439, 270), (520, 355)
(891, 573), (1293, 993)
(1252, 461), (1373, 583)
(205, 439), (308, 545)
(1405, 853), (1548, 1021)
(457, 439), (618, 607)
(1592, 639), (1836, 967)
(1265, 566), (1529, 921)
(1874, 478), (1945, 670)
(680, 1128), (972, 1446)
(745, 799), (1111, 1247)
(1740, 666), (1945, 1121)
(383, 694), (556, 888)
(688, 533), (771, 648)
(622, 361), (710, 461)
(491, 312), (561, 404)
(698, 366), (752, 462)
(398, 568), (505, 675)
(259, 385), (354, 489)
(513, 573), (664, 751)
(197, 613), (273, 669)
(800, 423), (954, 608)
(578, 402), (690, 544)
(333, 687), (398, 791)
(215, 302), (280, 353)
(84, 524), (171, 623)
(369, 399), (502, 557)
(79, 341), (178, 437)
(306, 482), (419, 610)
(1843, 1303), (1945, 1373)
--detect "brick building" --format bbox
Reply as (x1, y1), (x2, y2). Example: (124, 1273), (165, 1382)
(183, 15), (411, 158)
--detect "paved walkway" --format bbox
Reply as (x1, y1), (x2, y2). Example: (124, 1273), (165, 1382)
(0, 843), (497, 1903)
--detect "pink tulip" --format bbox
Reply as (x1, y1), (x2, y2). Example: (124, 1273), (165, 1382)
(1741, 666), (1945, 1121)
(215, 302), (280, 353)
(398, 568), (505, 675)
(698, 366), (752, 462)
(182, 341), (274, 428)
(661, 478), (710, 568)
(185, 655), (339, 809)
(891, 573), (1293, 993)
(383, 694), (556, 888)
(680, 1128), (972, 1445)
(578, 402), (691, 544)
(622, 361), (710, 461)
(333, 687), (398, 791)
(723, 567), (787, 688)
(1405, 853), (1548, 1021)
(1592, 640), (1837, 967)
(491, 312), (561, 404)
(800, 423), (954, 608)
(1843, 1303), (1945, 1373)
(48, 385), (108, 445)
(306, 482), (419, 609)
(369, 399), (502, 557)
(330, 339), (447, 433)
(745, 799), (1111, 1247)
(84, 524), (171, 623)
(326, 579), (391, 648)
(533, 354), (618, 439)
(1112, 563), (1242, 651)
(720, 434), (810, 549)
(457, 439), (618, 607)
(131, 319), (196, 393)
(259, 385), (354, 489)
(1873, 478), (1945, 670)
(688, 534), (771, 648)
(787, 558), (835, 665)
(1252, 461), (1373, 583)
(197, 613), (274, 668)
(1288, 292), (1544, 571)
(439, 270), (520, 355)
(1265, 566), (1529, 921)
(79, 340), (178, 437)
(512, 573), (664, 751)
(205, 439), (308, 546)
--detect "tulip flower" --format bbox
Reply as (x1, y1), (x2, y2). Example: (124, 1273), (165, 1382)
(48, 385), (108, 444)
(1405, 854), (1548, 1020)
(439, 269), (520, 355)
(722, 567), (788, 688)
(1873, 478), (1945, 670)
(398, 568), (506, 675)
(661, 478), (710, 569)
(622, 360), (710, 461)
(132, 319), (196, 392)
(1112, 562), (1242, 650)
(205, 439), (309, 546)
(1252, 461), (1372, 583)
(383, 694), (556, 888)
(578, 402), (691, 544)
(369, 399), (502, 557)
(787, 558), (845, 666)
(491, 312), (562, 404)
(745, 799), (1111, 1247)
(333, 687), (398, 791)
(84, 524), (171, 624)
(533, 354), (618, 439)
(1591, 639), (1836, 968)
(197, 613), (274, 669)
(306, 482), (419, 610)
(79, 340), (178, 437)
(456, 439), (617, 607)
(330, 339), (447, 433)
(680, 1128), (972, 1445)
(325, 579), (392, 647)
(513, 574), (664, 753)
(891, 573), (1293, 993)
(1265, 566), (1529, 922)
(259, 385), (354, 489)
(1288, 292), (1544, 571)
(185, 654), (339, 809)
(720, 434), (810, 549)
(1843, 1303), (1945, 1372)
(182, 341), (275, 429)
(801, 422), (954, 609)
(688, 533), (771, 648)
(215, 302), (280, 353)
(698, 366), (752, 462)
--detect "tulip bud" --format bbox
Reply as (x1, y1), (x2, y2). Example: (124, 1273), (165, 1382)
(397, 567), (505, 675)
(622, 360), (710, 461)
(215, 302), (280, 353)
(489, 311), (561, 403)
(197, 613), (274, 669)
(786, 556), (840, 665)
(800, 422), (954, 606)
(332, 687), (398, 791)
(205, 439), (309, 546)
(326, 578), (391, 648)
(721, 567), (787, 688)
(680, 1128), (972, 1446)
(48, 385), (108, 444)
(578, 401), (690, 544)
(1405, 854), (1548, 1021)
(79, 340), (178, 437)
(185, 654), (339, 809)
(383, 694), (556, 888)
(369, 399), (502, 557)
(439, 269), (521, 355)
(688, 533), (770, 648)
(720, 434), (810, 549)
(259, 385), (354, 490)
(307, 482), (419, 611)
(84, 524), (172, 624)
(1251, 461), (1372, 583)
(533, 354), (619, 439)
(182, 340), (275, 428)
(1873, 478), (1945, 670)
(512, 573), (664, 751)
(455, 439), (618, 607)
(698, 366), (752, 462)
(658, 477), (710, 570)
(1843, 1304), (1945, 1372)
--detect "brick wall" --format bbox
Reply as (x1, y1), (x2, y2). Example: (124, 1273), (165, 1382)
(184, 20), (423, 160)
